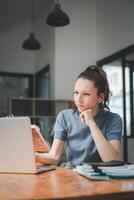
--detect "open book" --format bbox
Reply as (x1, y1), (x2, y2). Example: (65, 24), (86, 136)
(31, 125), (50, 153)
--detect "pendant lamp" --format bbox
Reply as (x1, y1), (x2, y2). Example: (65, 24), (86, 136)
(22, 0), (41, 50)
(46, 0), (70, 27)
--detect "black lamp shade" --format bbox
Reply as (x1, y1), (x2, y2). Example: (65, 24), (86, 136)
(46, 4), (70, 27)
(22, 33), (41, 50)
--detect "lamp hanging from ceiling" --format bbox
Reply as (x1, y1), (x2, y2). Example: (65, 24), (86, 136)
(46, 0), (70, 27)
(22, 0), (41, 50)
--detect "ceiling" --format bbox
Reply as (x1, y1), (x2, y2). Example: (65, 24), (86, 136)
(0, 0), (48, 34)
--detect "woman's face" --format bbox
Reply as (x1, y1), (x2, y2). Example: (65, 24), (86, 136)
(74, 78), (103, 113)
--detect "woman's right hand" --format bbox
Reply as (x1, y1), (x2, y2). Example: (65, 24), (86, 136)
(31, 124), (41, 134)
(31, 124), (49, 153)
(35, 139), (65, 165)
(35, 151), (58, 165)
(35, 152), (45, 163)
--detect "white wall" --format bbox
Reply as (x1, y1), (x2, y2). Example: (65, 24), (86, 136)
(96, 0), (134, 59)
(0, 23), (34, 73)
(35, 0), (55, 97)
(0, 0), (55, 76)
(54, 0), (97, 99)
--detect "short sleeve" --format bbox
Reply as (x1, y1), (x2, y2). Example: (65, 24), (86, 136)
(105, 113), (122, 141)
(53, 111), (67, 141)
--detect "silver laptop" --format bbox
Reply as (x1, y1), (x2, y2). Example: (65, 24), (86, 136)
(0, 116), (56, 174)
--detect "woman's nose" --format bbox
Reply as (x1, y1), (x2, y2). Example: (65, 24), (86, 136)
(77, 94), (83, 103)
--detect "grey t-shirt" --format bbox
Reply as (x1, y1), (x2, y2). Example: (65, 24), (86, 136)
(53, 109), (122, 166)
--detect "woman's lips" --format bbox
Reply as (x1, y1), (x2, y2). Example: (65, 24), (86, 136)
(77, 104), (84, 108)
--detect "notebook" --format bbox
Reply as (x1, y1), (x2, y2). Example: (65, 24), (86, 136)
(74, 163), (110, 180)
(74, 162), (134, 180)
(0, 116), (56, 174)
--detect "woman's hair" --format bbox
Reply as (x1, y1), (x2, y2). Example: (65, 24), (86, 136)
(73, 65), (110, 111)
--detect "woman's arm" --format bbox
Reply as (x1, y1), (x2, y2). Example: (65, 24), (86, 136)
(87, 120), (121, 161)
(80, 109), (121, 161)
(35, 139), (65, 165)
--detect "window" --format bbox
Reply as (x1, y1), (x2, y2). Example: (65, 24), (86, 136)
(0, 72), (33, 116)
(97, 44), (134, 138)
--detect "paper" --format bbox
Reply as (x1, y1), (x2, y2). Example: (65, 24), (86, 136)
(99, 164), (134, 178)
(74, 164), (110, 180)
(74, 163), (134, 179)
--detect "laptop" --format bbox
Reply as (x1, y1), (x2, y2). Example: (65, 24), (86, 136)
(0, 116), (56, 174)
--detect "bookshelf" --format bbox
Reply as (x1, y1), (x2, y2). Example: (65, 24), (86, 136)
(10, 97), (72, 143)
(10, 97), (72, 117)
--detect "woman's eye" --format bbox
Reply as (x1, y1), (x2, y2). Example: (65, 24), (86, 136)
(84, 93), (90, 96)
(73, 91), (79, 94)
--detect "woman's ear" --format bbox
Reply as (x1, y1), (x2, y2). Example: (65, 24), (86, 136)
(98, 93), (104, 103)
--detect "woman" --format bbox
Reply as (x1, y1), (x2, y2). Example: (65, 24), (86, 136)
(35, 65), (122, 167)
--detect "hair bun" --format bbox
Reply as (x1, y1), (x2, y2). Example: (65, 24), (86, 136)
(85, 65), (100, 72)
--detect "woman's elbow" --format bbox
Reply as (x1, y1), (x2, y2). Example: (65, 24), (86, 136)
(102, 151), (120, 162)
(51, 154), (61, 164)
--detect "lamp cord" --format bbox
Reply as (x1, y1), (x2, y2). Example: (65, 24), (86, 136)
(31, 0), (34, 33)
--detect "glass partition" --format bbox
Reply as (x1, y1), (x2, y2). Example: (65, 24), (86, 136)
(97, 44), (134, 162)
(103, 60), (130, 136)
(97, 44), (134, 138)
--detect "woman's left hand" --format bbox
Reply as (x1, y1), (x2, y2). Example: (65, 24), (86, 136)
(79, 109), (95, 126)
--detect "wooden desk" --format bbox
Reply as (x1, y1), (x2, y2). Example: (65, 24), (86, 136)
(0, 167), (134, 200)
